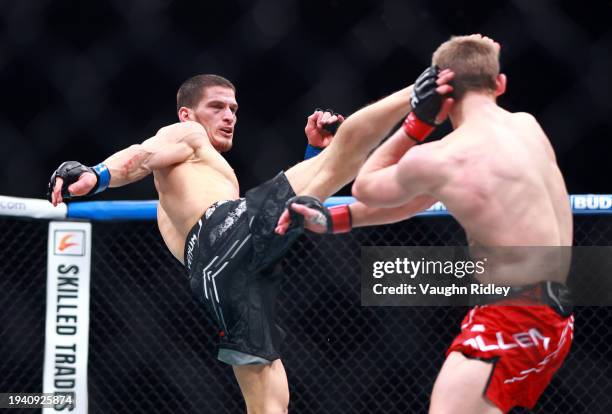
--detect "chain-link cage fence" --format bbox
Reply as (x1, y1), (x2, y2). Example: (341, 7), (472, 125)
(1, 214), (611, 413)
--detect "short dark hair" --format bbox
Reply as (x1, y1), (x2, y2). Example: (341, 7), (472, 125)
(176, 74), (236, 112)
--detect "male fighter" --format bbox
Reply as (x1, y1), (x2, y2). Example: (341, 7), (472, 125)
(48, 71), (453, 413)
(278, 35), (574, 413)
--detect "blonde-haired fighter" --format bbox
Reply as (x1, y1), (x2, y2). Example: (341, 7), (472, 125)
(278, 35), (574, 413)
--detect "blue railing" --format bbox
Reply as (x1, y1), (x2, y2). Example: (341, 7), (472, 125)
(1, 194), (610, 221)
(67, 194), (612, 221)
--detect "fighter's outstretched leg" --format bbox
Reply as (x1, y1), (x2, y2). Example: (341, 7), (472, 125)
(284, 86), (414, 200)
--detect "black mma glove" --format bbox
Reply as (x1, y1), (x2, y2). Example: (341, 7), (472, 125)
(47, 161), (110, 202)
(316, 108), (342, 135)
(304, 108), (344, 159)
(403, 65), (446, 142)
(284, 195), (352, 234)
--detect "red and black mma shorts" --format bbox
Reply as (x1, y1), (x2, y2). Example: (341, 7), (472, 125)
(447, 304), (574, 413)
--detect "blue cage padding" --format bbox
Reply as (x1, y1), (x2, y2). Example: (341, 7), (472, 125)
(64, 194), (612, 221)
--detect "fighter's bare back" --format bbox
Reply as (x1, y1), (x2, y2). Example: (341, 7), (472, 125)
(435, 110), (570, 245)
(419, 99), (572, 284)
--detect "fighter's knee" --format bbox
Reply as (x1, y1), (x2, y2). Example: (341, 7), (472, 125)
(324, 151), (367, 182)
(332, 130), (369, 160)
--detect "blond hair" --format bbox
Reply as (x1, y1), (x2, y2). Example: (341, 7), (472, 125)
(432, 35), (500, 100)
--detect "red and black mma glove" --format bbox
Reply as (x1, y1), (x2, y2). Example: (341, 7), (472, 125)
(403, 65), (445, 142)
(47, 161), (111, 202)
(284, 195), (352, 234)
(304, 108), (343, 160)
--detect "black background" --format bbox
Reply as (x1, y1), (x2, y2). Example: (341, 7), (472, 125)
(1, 0), (611, 199)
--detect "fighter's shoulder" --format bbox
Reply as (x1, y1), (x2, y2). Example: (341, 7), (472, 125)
(512, 111), (542, 129)
(155, 121), (208, 142)
(435, 128), (464, 148)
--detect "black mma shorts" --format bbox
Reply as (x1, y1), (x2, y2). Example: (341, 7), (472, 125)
(184, 172), (302, 365)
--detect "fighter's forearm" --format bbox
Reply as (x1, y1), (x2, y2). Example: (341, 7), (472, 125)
(349, 195), (435, 227)
(102, 144), (154, 188)
(358, 127), (416, 177)
(351, 128), (416, 205)
(296, 85), (415, 201)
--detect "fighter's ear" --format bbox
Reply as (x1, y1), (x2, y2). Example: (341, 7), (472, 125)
(495, 74), (507, 97)
(178, 107), (192, 122)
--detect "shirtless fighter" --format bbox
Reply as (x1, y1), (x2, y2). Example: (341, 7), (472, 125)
(47, 71), (453, 413)
(277, 35), (574, 413)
